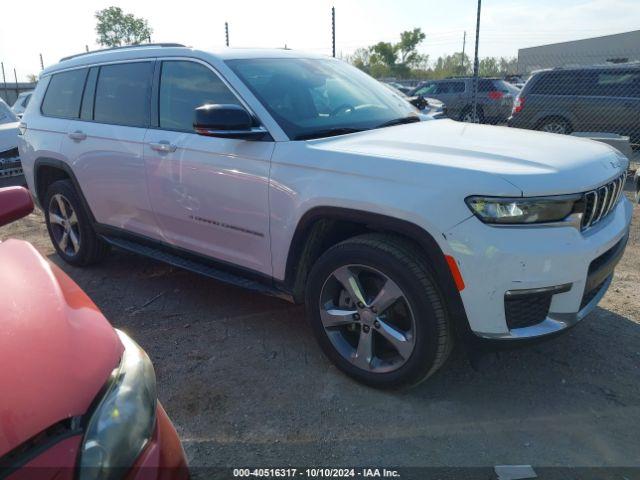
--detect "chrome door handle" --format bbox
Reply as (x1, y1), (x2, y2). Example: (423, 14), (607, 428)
(149, 141), (177, 153)
(67, 130), (87, 141)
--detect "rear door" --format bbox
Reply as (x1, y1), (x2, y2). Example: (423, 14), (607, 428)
(144, 59), (273, 275)
(62, 60), (160, 239)
(584, 68), (640, 140)
(426, 81), (465, 117)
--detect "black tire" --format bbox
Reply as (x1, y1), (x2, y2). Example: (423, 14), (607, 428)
(459, 106), (484, 124)
(305, 233), (453, 389)
(44, 179), (109, 266)
(537, 117), (572, 135)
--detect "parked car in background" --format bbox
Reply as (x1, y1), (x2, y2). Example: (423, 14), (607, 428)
(0, 186), (189, 479)
(383, 83), (447, 119)
(0, 98), (23, 187)
(11, 91), (33, 118)
(508, 64), (640, 145)
(19, 45), (632, 388)
(410, 77), (516, 124)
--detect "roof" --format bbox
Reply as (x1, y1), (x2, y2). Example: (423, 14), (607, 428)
(43, 44), (327, 76)
(519, 29), (640, 54)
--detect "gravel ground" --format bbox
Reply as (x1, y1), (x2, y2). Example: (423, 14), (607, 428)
(1, 181), (639, 474)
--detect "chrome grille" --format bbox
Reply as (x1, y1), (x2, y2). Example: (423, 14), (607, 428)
(581, 172), (627, 230)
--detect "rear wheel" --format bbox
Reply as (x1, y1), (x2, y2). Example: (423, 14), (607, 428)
(460, 107), (483, 124)
(44, 180), (109, 266)
(538, 117), (571, 135)
(305, 234), (453, 389)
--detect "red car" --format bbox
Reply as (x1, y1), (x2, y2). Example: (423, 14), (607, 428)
(0, 186), (188, 479)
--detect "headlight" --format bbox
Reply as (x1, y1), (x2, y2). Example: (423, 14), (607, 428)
(466, 195), (582, 225)
(79, 330), (157, 480)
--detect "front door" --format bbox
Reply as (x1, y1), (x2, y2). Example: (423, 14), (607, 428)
(144, 60), (274, 275)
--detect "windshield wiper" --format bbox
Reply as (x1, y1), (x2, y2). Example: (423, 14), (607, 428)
(374, 115), (421, 129)
(294, 127), (366, 141)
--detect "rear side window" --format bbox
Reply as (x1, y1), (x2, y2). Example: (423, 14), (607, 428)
(41, 69), (88, 118)
(159, 61), (240, 132)
(581, 69), (640, 98)
(479, 79), (511, 93)
(437, 82), (464, 94)
(94, 62), (152, 127)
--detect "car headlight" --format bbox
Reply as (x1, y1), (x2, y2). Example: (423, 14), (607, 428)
(466, 195), (582, 225)
(78, 330), (157, 480)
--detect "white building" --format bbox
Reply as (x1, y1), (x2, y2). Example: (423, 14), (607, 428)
(518, 30), (640, 74)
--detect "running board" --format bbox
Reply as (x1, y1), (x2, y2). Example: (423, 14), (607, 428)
(101, 235), (292, 301)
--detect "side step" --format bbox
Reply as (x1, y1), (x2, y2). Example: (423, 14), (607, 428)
(101, 235), (292, 301)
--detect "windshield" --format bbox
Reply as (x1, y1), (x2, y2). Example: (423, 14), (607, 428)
(226, 58), (417, 140)
(0, 99), (18, 124)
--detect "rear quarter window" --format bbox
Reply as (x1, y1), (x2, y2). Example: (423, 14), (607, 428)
(41, 69), (88, 118)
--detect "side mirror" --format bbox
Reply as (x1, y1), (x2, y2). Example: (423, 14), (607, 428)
(193, 104), (268, 140)
(409, 95), (429, 110)
(0, 187), (34, 228)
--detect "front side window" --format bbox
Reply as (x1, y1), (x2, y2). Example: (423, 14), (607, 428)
(0, 99), (17, 124)
(41, 69), (87, 118)
(94, 62), (152, 127)
(227, 58), (416, 140)
(159, 61), (241, 132)
(414, 83), (437, 96)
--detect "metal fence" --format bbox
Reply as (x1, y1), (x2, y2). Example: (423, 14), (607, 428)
(1, 82), (36, 105)
(381, 31), (640, 152)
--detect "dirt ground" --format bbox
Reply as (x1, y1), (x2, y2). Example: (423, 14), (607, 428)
(1, 181), (639, 473)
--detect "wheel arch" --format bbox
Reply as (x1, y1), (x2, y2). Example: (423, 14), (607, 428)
(33, 158), (96, 223)
(284, 206), (471, 337)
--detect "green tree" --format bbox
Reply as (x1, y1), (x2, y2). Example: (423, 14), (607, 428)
(397, 28), (426, 67)
(349, 48), (371, 72)
(95, 6), (153, 47)
(369, 42), (398, 69)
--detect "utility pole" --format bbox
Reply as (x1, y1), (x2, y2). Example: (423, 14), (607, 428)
(471, 0), (482, 123)
(1, 62), (6, 103)
(331, 6), (336, 58)
(225, 22), (229, 47)
(14, 68), (19, 101)
(461, 31), (466, 74)
(40, 53), (44, 71)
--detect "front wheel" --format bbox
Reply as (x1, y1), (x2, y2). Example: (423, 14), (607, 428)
(305, 234), (453, 389)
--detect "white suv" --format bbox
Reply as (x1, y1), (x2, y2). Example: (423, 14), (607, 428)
(18, 44), (633, 388)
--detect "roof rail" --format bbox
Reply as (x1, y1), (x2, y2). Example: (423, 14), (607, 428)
(60, 43), (186, 62)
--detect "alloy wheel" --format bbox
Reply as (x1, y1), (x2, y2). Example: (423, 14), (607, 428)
(48, 193), (81, 256)
(319, 264), (416, 373)
(462, 112), (481, 123)
(541, 122), (567, 134)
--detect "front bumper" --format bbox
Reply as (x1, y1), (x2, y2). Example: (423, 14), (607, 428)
(127, 403), (189, 479)
(0, 148), (24, 188)
(445, 196), (633, 339)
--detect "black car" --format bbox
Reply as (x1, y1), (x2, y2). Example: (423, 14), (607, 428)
(508, 64), (640, 145)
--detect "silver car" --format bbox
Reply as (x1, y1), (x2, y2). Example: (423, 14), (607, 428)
(410, 77), (516, 124)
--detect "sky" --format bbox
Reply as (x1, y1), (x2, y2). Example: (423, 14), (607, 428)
(1, 0), (639, 81)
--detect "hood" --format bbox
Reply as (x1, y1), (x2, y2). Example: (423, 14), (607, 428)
(0, 122), (19, 154)
(0, 240), (123, 457)
(314, 120), (628, 196)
